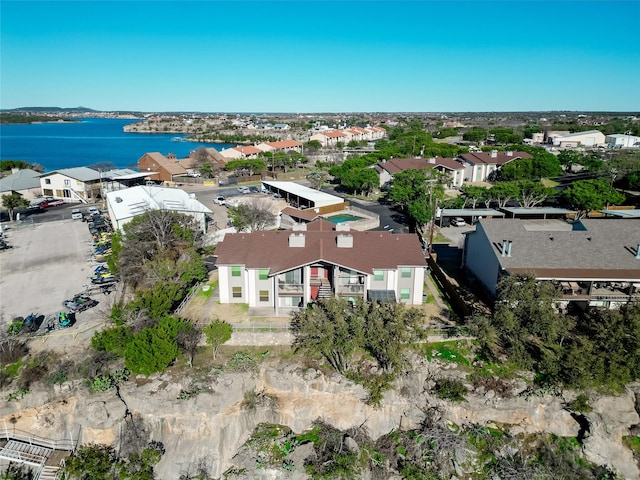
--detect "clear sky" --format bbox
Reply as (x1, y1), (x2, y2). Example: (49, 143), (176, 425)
(1, 1), (639, 113)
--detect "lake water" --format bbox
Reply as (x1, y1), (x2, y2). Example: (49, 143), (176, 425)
(0, 118), (234, 172)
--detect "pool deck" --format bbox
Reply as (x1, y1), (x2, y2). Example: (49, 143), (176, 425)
(321, 209), (379, 231)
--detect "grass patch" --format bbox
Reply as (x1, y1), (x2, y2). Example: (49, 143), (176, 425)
(541, 178), (560, 188)
(623, 436), (640, 457)
(422, 341), (472, 367)
(197, 280), (218, 299)
(4, 360), (23, 377)
(431, 231), (451, 243)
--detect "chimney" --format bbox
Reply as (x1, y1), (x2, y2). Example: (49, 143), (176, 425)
(506, 150), (513, 156)
(336, 223), (350, 232)
(636, 244), (640, 259)
(428, 157), (436, 164)
(289, 233), (305, 247)
(501, 240), (507, 257)
(490, 150), (498, 158)
(292, 223), (307, 232)
(507, 240), (512, 257)
(336, 234), (353, 248)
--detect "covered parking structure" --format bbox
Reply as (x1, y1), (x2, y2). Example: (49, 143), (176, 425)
(598, 209), (640, 219)
(437, 208), (504, 227)
(501, 207), (575, 221)
(262, 180), (347, 213)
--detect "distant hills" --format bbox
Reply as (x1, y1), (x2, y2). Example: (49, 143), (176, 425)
(2, 106), (99, 113)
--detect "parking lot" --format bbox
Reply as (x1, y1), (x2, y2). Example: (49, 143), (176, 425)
(0, 219), (105, 328)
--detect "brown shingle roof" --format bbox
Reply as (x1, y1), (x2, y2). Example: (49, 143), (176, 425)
(376, 157), (463, 175)
(143, 152), (187, 175)
(460, 151), (532, 166)
(281, 207), (321, 222)
(323, 130), (347, 138)
(233, 146), (262, 155)
(215, 218), (426, 275)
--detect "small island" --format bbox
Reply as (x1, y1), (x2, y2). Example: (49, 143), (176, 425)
(0, 112), (79, 124)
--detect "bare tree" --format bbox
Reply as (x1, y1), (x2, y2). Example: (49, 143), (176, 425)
(227, 198), (277, 232)
(177, 323), (203, 368)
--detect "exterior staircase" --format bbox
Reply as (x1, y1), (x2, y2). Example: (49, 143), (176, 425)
(38, 465), (61, 480)
(318, 283), (333, 299)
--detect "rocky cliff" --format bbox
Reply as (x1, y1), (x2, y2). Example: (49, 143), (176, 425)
(2, 356), (639, 479)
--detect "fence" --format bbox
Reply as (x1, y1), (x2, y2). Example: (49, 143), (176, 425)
(426, 255), (471, 319)
(0, 425), (77, 452)
(347, 204), (380, 222)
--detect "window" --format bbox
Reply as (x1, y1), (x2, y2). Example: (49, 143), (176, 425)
(259, 290), (269, 302)
(259, 269), (269, 280)
(401, 268), (412, 278)
(64, 179), (71, 186)
(231, 266), (242, 277)
(45, 179), (51, 185)
(43, 189), (53, 196)
(284, 269), (301, 284)
(232, 287), (242, 298)
(373, 270), (384, 281)
(400, 288), (410, 300)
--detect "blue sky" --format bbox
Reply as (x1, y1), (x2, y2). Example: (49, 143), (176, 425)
(1, 1), (639, 113)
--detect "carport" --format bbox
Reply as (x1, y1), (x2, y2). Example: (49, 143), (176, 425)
(437, 208), (504, 227)
(262, 180), (344, 210)
(500, 207), (575, 221)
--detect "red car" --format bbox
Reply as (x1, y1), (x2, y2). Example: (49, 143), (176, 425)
(41, 199), (65, 208)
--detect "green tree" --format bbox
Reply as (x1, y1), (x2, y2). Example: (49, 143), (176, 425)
(1, 193), (30, 221)
(304, 140), (322, 152)
(124, 317), (184, 376)
(355, 299), (424, 372)
(340, 167), (379, 197)
(560, 179), (625, 218)
(387, 169), (445, 234)
(557, 150), (584, 173)
(489, 182), (519, 208)
(224, 158), (266, 176)
(291, 298), (364, 375)
(460, 185), (489, 209)
(470, 274), (568, 378)
(63, 444), (120, 480)
(515, 181), (553, 208)
(462, 127), (487, 142)
(307, 171), (328, 190)
(203, 320), (232, 359)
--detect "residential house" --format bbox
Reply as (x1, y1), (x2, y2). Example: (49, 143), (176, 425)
(185, 148), (229, 174)
(0, 169), (42, 200)
(373, 157), (466, 189)
(255, 140), (303, 154)
(39, 167), (102, 203)
(463, 218), (640, 310)
(458, 150), (532, 183)
(219, 146), (263, 160)
(105, 185), (212, 232)
(309, 130), (348, 148)
(137, 152), (187, 182)
(215, 219), (426, 315)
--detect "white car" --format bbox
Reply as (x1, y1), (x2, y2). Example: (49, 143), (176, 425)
(451, 217), (466, 227)
(237, 186), (250, 194)
(87, 207), (101, 216)
(71, 209), (83, 220)
(214, 196), (226, 205)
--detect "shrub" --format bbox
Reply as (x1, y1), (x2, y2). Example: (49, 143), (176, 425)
(434, 378), (467, 402)
(566, 394), (592, 414)
(226, 351), (258, 373)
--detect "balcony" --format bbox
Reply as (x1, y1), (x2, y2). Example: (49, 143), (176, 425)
(278, 283), (304, 294)
(337, 284), (365, 295)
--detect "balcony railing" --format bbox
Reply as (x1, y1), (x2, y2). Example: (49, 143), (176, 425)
(278, 283), (304, 294)
(337, 284), (365, 295)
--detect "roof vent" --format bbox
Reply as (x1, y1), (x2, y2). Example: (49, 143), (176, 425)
(115, 197), (123, 203)
(289, 233), (305, 248)
(336, 234), (353, 248)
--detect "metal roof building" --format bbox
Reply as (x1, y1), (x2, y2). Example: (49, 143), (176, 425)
(262, 181), (345, 209)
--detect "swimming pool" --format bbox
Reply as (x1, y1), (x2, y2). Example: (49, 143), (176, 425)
(326, 214), (364, 223)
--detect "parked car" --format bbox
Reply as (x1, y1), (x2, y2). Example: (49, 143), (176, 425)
(237, 186), (250, 194)
(87, 206), (100, 216)
(214, 196), (226, 205)
(248, 186), (260, 194)
(451, 217), (466, 227)
(187, 172), (201, 177)
(41, 199), (64, 208)
(71, 209), (83, 220)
